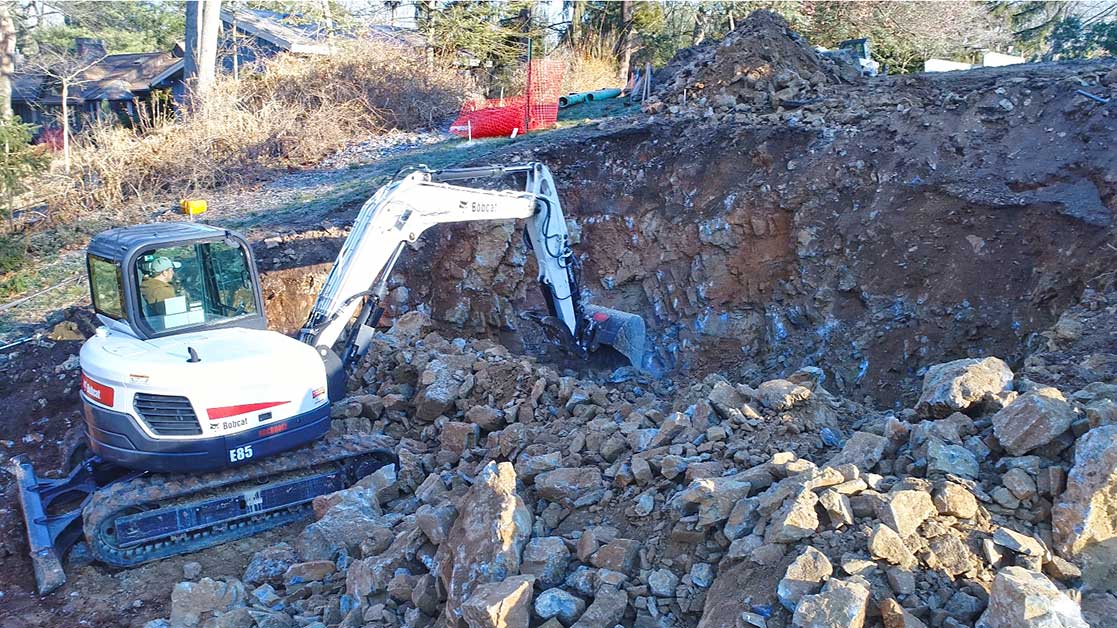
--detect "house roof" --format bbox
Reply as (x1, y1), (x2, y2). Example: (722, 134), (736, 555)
(15, 51), (183, 104)
(221, 8), (332, 55)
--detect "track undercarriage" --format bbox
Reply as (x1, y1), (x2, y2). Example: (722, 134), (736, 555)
(12, 433), (396, 594)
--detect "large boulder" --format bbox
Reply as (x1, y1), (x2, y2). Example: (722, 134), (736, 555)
(1053, 425), (1117, 590)
(976, 567), (1088, 628)
(991, 388), (1076, 455)
(436, 461), (533, 627)
(916, 357), (1013, 418)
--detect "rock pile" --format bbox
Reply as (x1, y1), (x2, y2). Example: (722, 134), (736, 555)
(145, 311), (1117, 628)
(646, 11), (856, 120)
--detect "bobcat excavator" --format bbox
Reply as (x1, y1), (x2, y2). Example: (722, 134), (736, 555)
(12, 162), (646, 594)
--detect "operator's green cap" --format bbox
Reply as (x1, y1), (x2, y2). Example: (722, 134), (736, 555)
(142, 256), (180, 275)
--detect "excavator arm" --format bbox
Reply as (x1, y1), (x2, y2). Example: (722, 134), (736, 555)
(298, 162), (646, 384)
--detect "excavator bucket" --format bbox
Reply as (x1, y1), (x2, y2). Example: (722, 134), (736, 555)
(581, 304), (647, 368)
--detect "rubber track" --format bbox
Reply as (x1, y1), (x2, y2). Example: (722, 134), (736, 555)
(83, 434), (395, 567)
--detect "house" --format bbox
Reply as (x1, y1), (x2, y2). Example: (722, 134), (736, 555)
(11, 10), (335, 131)
(12, 39), (184, 132)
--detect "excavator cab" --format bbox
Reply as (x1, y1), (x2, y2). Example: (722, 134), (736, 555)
(86, 223), (267, 339)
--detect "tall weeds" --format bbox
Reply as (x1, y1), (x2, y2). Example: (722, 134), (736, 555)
(38, 39), (473, 221)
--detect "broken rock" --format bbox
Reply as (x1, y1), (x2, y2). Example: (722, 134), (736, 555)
(933, 482), (978, 519)
(992, 388), (1076, 456)
(879, 490), (937, 538)
(535, 587), (587, 625)
(536, 467), (605, 507)
(765, 487), (819, 544)
(170, 578), (247, 628)
(436, 461), (533, 626)
(792, 578), (870, 628)
(1052, 424), (1117, 590)
(461, 575), (535, 628)
(915, 357), (1013, 418)
(976, 567), (1088, 628)
(758, 379), (812, 410)
(521, 537), (570, 588)
(778, 546), (833, 611)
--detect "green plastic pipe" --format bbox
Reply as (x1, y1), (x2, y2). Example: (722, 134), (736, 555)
(585, 88), (622, 102)
(559, 92), (589, 108)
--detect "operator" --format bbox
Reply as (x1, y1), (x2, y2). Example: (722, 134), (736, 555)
(139, 256), (181, 307)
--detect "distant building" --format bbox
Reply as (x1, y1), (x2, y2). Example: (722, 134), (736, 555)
(12, 9), (339, 131)
(12, 42), (184, 133)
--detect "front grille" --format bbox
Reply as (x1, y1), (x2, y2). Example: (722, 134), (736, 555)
(134, 393), (203, 436)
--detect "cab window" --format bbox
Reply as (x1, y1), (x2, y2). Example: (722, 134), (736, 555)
(135, 240), (258, 332)
(88, 255), (126, 320)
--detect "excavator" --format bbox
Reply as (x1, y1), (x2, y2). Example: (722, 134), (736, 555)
(11, 162), (646, 594)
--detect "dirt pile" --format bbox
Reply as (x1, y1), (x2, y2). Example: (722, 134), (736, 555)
(647, 11), (858, 120)
(133, 307), (1117, 628)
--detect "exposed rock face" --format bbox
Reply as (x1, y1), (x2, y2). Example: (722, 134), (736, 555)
(916, 357), (1013, 418)
(1053, 425), (1117, 590)
(976, 567), (1088, 628)
(792, 578), (870, 628)
(436, 461), (533, 626)
(461, 575), (535, 628)
(992, 388), (1076, 455)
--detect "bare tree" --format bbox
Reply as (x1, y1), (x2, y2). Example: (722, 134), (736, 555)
(23, 50), (103, 173)
(0, 2), (14, 119)
(183, 0), (221, 107)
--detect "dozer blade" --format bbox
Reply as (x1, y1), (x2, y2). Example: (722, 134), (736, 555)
(10, 456), (96, 595)
(582, 304), (647, 368)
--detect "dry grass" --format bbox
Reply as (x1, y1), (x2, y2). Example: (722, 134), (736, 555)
(557, 34), (623, 95)
(38, 39), (473, 220)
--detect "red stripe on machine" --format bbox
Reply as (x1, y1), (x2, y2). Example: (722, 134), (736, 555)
(81, 373), (115, 407)
(206, 401), (288, 420)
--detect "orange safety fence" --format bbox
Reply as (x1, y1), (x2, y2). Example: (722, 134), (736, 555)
(450, 59), (564, 139)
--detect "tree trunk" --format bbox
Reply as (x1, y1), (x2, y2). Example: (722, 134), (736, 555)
(692, 6), (707, 46)
(182, 0), (220, 108)
(196, 0), (221, 101)
(0, 3), (14, 119)
(566, 0), (583, 46)
(61, 79), (70, 174)
(618, 0), (634, 83)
